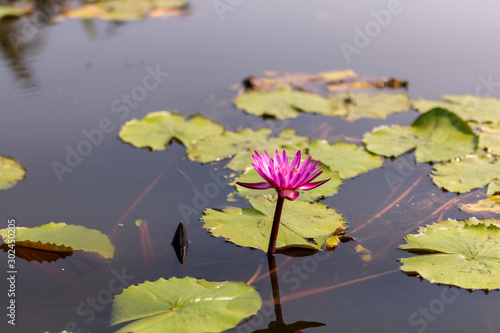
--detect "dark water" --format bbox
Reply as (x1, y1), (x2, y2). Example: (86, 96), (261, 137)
(1, 1), (500, 332)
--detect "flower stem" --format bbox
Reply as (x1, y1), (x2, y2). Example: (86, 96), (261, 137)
(267, 195), (285, 257)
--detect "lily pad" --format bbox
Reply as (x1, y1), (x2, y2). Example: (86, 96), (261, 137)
(308, 140), (384, 179)
(0, 222), (114, 258)
(476, 124), (500, 155)
(119, 111), (224, 151)
(431, 154), (500, 194)
(413, 95), (500, 124)
(459, 195), (500, 215)
(110, 276), (262, 333)
(330, 92), (410, 121)
(399, 218), (500, 290)
(187, 129), (308, 169)
(202, 196), (346, 252)
(234, 90), (345, 119)
(363, 108), (478, 162)
(65, 0), (189, 21)
(0, 156), (26, 190)
(234, 165), (341, 201)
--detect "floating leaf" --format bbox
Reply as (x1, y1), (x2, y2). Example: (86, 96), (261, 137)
(431, 155), (500, 194)
(187, 129), (308, 169)
(363, 108), (478, 162)
(308, 140), (384, 179)
(330, 92), (410, 121)
(119, 111), (224, 151)
(234, 90), (345, 119)
(475, 124), (500, 155)
(0, 222), (114, 258)
(315, 70), (357, 81)
(234, 165), (341, 201)
(202, 197), (346, 252)
(413, 95), (500, 124)
(399, 218), (500, 290)
(0, 156), (26, 190)
(459, 195), (500, 215)
(111, 277), (261, 333)
(65, 0), (189, 21)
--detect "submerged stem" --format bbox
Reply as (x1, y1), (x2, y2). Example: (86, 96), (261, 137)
(268, 195), (285, 257)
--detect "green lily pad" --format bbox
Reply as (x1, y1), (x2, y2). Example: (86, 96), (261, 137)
(187, 129), (308, 169)
(413, 95), (500, 124)
(119, 111), (224, 151)
(475, 124), (500, 155)
(202, 196), (346, 252)
(233, 165), (341, 201)
(110, 277), (262, 333)
(308, 140), (384, 179)
(234, 90), (345, 119)
(0, 222), (114, 258)
(0, 156), (26, 190)
(66, 0), (189, 21)
(431, 154), (500, 194)
(399, 218), (500, 290)
(363, 108), (478, 162)
(330, 92), (410, 121)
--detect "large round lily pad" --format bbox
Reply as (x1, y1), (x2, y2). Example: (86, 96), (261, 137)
(363, 108), (478, 162)
(234, 90), (345, 119)
(431, 154), (500, 194)
(330, 92), (410, 121)
(119, 111), (224, 151)
(111, 277), (262, 333)
(399, 218), (500, 290)
(0, 222), (114, 258)
(308, 140), (384, 179)
(0, 156), (26, 190)
(413, 94), (500, 124)
(202, 196), (346, 252)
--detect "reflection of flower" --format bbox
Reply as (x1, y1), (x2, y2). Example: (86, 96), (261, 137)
(237, 150), (330, 256)
(237, 150), (330, 201)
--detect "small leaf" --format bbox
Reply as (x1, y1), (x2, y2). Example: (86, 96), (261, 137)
(119, 111), (224, 151)
(364, 108), (478, 162)
(234, 90), (345, 119)
(431, 155), (500, 194)
(0, 5), (25, 19)
(111, 277), (262, 333)
(0, 156), (27, 190)
(202, 197), (346, 252)
(0, 222), (114, 258)
(459, 195), (500, 215)
(308, 140), (384, 179)
(399, 218), (500, 290)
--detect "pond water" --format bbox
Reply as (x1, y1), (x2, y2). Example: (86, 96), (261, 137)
(1, 1), (500, 332)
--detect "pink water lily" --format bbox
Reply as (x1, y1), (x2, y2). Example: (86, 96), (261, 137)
(237, 150), (330, 256)
(236, 150), (330, 201)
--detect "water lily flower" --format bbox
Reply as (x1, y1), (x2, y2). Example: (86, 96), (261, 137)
(236, 150), (330, 201)
(237, 150), (330, 256)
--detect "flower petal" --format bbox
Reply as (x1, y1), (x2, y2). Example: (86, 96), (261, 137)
(290, 151), (301, 169)
(236, 181), (274, 190)
(298, 178), (331, 191)
(279, 189), (300, 201)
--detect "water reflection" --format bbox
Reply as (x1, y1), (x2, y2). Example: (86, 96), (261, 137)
(253, 256), (326, 333)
